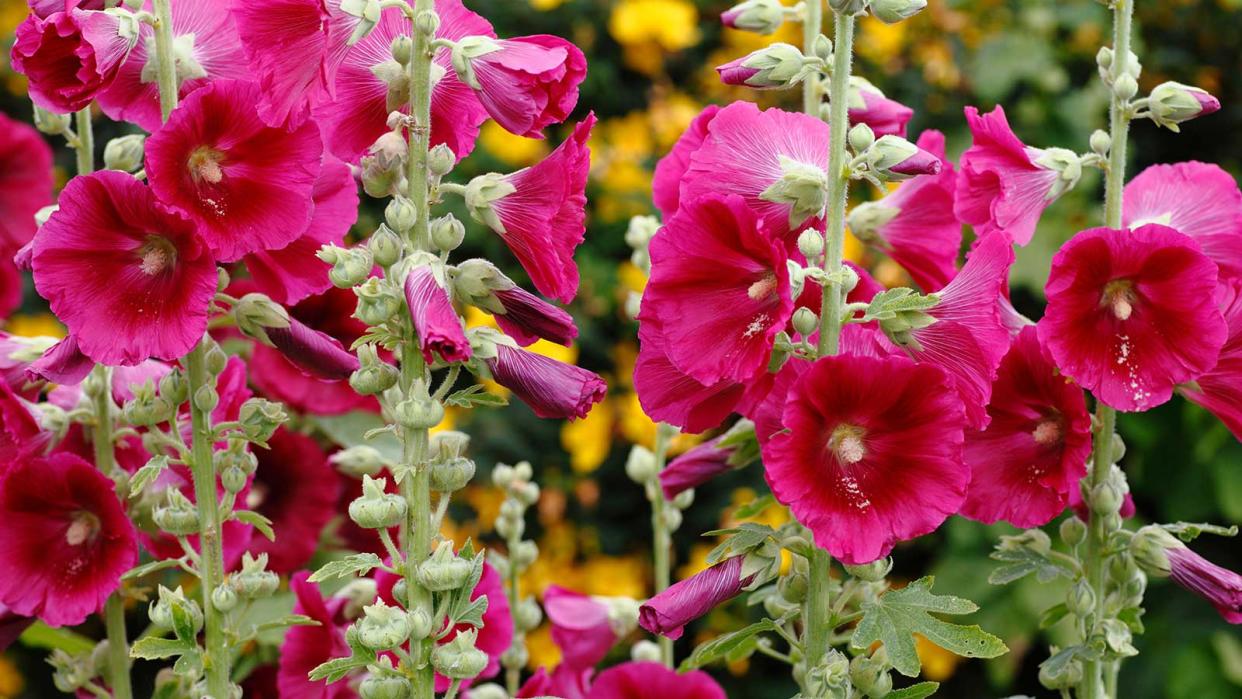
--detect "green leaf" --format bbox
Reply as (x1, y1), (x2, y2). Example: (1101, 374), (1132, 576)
(312, 412), (402, 462)
(452, 597), (489, 629)
(851, 576), (1008, 677)
(1162, 521), (1239, 542)
(173, 648), (204, 677)
(884, 682), (940, 699)
(309, 553), (383, 583)
(703, 523), (776, 566)
(1039, 602), (1070, 630)
(18, 622), (95, 654)
(233, 510), (276, 541)
(733, 495), (775, 520)
(129, 456), (169, 497)
(1040, 645), (1099, 684)
(308, 655), (370, 683)
(1117, 607), (1145, 635)
(123, 558), (182, 581)
(863, 287), (938, 321)
(679, 619), (778, 671)
(130, 636), (194, 661)
(988, 546), (1073, 585)
(253, 614), (320, 635)
(444, 384), (508, 408)
(169, 599), (198, 644)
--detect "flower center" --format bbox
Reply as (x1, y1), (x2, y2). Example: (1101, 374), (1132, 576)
(137, 237), (177, 276)
(65, 510), (101, 547)
(188, 147), (225, 184)
(1032, 418), (1063, 445)
(1101, 279), (1136, 321)
(748, 273), (777, 301)
(829, 424), (867, 465)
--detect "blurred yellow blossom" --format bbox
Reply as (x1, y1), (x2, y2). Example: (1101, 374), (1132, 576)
(478, 120), (549, 167)
(609, 0), (700, 57)
(528, 0), (567, 10)
(858, 16), (908, 66)
(6, 313), (65, 339)
(581, 554), (647, 598)
(616, 262), (648, 297)
(916, 633), (964, 681)
(0, 653), (22, 698)
(560, 396), (615, 474)
(525, 623), (562, 670)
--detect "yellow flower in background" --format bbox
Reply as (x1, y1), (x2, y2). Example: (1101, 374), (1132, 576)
(612, 341), (639, 390)
(915, 633), (963, 681)
(609, 0), (700, 52)
(649, 92), (703, 150)
(6, 313), (65, 339)
(677, 542), (714, 579)
(581, 554), (647, 598)
(529, 0), (568, 10)
(525, 623), (562, 670)
(560, 396), (615, 474)
(618, 390), (658, 448)
(478, 121), (549, 167)
(464, 306), (580, 397)
(857, 15), (908, 66)
(0, 653), (23, 698)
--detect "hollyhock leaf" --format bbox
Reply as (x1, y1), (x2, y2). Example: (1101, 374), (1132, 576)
(253, 614), (321, 634)
(1040, 644), (1100, 684)
(1162, 522), (1238, 542)
(122, 558), (181, 581)
(988, 544), (1073, 585)
(883, 682), (941, 699)
(1039, 603), (1071, 630)
(308, 655), (371, 683)
(128, 456), (170, 498)
(445, 384), (509, 408)
(678, 618), (778, 671)
(703, 523), (776, 566)
(732, 494), (776, 520)
(309, 553), (382, 583)
(311, 411), (402, 462)
(130, 636), (194, 660)
(233, 510), (275, 541)
(851, 577), (1007, 677)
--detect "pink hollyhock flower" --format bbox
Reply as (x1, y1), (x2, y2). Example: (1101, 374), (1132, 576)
(640, 194), (792, 385)
(406, 266), (471, 363)
(95, 0), (249, 132)
(244, 428), (340, 573)
(0, 382), (47, 463)
(660, 435), (734, 500)
(0, 604), (34, 653)
(1123, 161), (1242, 282)
(493, 285), (578, 347)
(314, 0), (495, 163)
(849, 78), (914, 138)
(0, 111), (54, 253)
(31, 171), (217, 366)
(485, 344), (606, 420)
(591, 661), (726, 699)
(279, 572), (356, 699)
(891, 231), (1015, 429)
(639, 555), (753, 640)
(956, 105), (1067, 246)
(26, 334), (94, 385)
(960, 326), (1092, 527)
(1134, 527), (1241, 624)
(680, 101), (829, 241)
(461, 35), (586, 138)
(1039, 224), (1227, 412)
(652, 104), (719, 218)
(145, 79), (324, 262)
(1179, 281), (1242, 441)
(243, 157), (359, 305)
(481, 114), (594, 303)
(29, 1), (108, 19)
(229, 0), (334, 126)
(544, 585), (622, 669)
(249, 286), (376, 415)
(759, 354), (969, 564)
(517, 666), (593, 699)
(10, 9), (136, 114)
(848, 130), (959, 291)
(0, 452), (137, 626)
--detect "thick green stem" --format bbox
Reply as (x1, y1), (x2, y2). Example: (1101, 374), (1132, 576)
(151, 0), (179, 122)
(504, 524), (523, 694)
(650, 424), (674, 668)
(801, 0), (822, 116)
(74, 107), (93, 175)
(103, 595), (133, 699)
(186, 343), (230, 697)
(1080, 5), (1133, 697)
(406, 0), (435, 252)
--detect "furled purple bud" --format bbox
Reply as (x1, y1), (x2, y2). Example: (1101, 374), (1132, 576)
(638, 555), (755, 639)
(716, 43), (817, 90)
(1147, 81), (1221, 131)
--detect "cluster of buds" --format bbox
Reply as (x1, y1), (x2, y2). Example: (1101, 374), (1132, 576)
(491, 462), (542, 677)
(845, 123), (942, 185)
(625, 429), (696, 535)
(720, 0), (926, 37)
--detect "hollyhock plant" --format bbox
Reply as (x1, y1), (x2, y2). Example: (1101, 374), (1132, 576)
(244, 429), (340, 573)
(652, 104), (719, 219)
(456, 35), (587, 139)
(659, 435), (733, 500)
(960, 326), (1093, 527)
(543, 585), (624, 669)
(10, 8), (136, 113)
(31, 171), (218, 366)
(1179, 281), (1242, 441)
(485, 343), (606, 420)
(472, 114), (594, 303)
(279, 573), (355, 699)
(0, 111), (54, 253)
(1123, 162), (1242, 282)
(406, 266), (472, 364)
(759, 353), (969, 564)
(145, 79), (324, 262)
(639, 555), (754, 640)
(590, 662), (726, 699)
(493, 285), (578, 347)
(848, 77), (915, 138)
(0, 452), (137, 627)
(639, 194), (792, 385)
(1039, 224), (1227, 412)
(956, 105), (1070, 246)
(848, 129), (959, 291)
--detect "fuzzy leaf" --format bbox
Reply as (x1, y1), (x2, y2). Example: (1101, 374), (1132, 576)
(122, 558), (181, 581)
(851, 576), (1008, 677)
(733, 495), (775, 520)
(884, 682), (940, 699)
(308, 655), (370, 683)
(130, 636), (193, 661)
(253, 614), (320, 634)
(233, 510), (275, 541)
(312, 412), (402, 462)
(703, 523), (776, 566)
(309, 553), (382, 583)
(1040, 644), (1099, 683)
(988, 546), (1072, 585)
(445, 384), (508, 408)
(1039, 602), (1070, 630)
(128, 456), (169, 498)
(679, 619), (778, 672)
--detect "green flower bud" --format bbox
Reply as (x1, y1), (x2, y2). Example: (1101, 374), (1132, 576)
(239, 398), (288, 443)
(349, 475), (407, 529)
(1060, 516), (1087, 547)
(149, 586), (204, 633)
(1067, 579), (1095, 617)
(844, 557), (893, 582)
(491, 463), (516, 488)
(360, 672), (411, 699)
(212, 584), (239, 613)
(153, 489), (200, 536)
(1148, 81), (1220, 131)
(671, 488), (695, 510)
(103, 134), (146, 172)
(33, 106), (72, 135)
(517, 597), (543, 631)
(778, 570), (809, 604)
(1040, 656), (1082, 690)
(661, 506), (683, 532)
(330, 445), (391, 478)
(428, 143), (456, 177)
(721, 0), (786, 35)
(796, 229), (824, 260)
(230, 552), (280, 599)
(463, 173), (516, 233)
(870, 0), (926, 24)
(430, 456), (476, 493)
(431, 430), (471, 459)
(416, 541), (473, 592)
(327, 246), (375, 289)
(792, 307), (818, 337)
(848, 122), (875, 152)
(233, 292), (291, 346)
(192, 384), (218, 413)
(1113, 73), (1139, 101)
(625, 445), (658, 483)
(356, 600), (411, 651)
(385, 197), (418, 235)
(415, 8), (440, 35)
(430, 214), (467, 253)
(721, 42), (817, 91)
(468, 684), (508, 699)
(1129, 525), (1179, 578)
(514, 540), (539, 570)
(408, 602), (434, 639)
(369, 224), (403, 268)
(432, 628), (489, 680)
(1089, 129), (1111, 156)
(501, 643), (528, 671)
(395, 395), (445, 430)
(354, 277), (403, 326)
(846, 201), (900, 244)
(1090, 481), (1124, 517)
(760, 155), (829, 228)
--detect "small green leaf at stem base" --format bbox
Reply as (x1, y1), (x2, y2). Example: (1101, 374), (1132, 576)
(883, 681), (941, 699)
(679, 619), (780, 671)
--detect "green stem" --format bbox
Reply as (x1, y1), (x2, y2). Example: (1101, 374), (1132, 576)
(150, 0), (179, 121)
(185, 343), (230, 696)
(650, 423), (675, 668)
(504, 521), (522, 694)
(406, 0), (435, 252)
(74, 107), (93, 175)
(399, 341), (434, 699)
(103, 596), (133, 699)
(801, 0), (822, 116)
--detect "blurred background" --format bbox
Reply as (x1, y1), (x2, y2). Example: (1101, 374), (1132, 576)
(2, 0), (1241, 697)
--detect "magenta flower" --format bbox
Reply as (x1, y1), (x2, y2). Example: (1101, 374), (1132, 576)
(660, 435), (734, 500)
(0, 105), (54, 254)
(243, 157), (359, 304)
(849, 129), (959, 291)
(640, 194), (792, 385)
(759, 354), (969, 564)
(229, 0), (334, 126)
(715, 56), (761, 87)
(1179, 281), (1242, 441)
(517, 666), (593, 699)
(26, 334), (94, 385)
(464, 35), (586, 138)
(679, 101), (829, 240)
(893, 231), (1015, 429)
(10, 9), (135, 113)
(313, 0), (495, 163)
(849, 78), (914, 138)
(406, 266), (472, 364)
(278, 573), (355, 699)
(267, 317), (360, 381)
(956, 105), (1065, 246)
(29, 1), (109, 19)
(95, 0), (249, 132)
(0, 382), (47, 464)
(493, 285), (578, 347)
(486, 344), (605, 420)
(639, 555), (752, 640)
(486, 114), (594, 303)
(591, 661), (725, 699)
(1166, 545), (1242, 624)
(145, 79), (324, 262)
(544, 585), (621, 669)
(1038, 224), (1227, 412)
(245, 429), (340, 574)
(960, 326), (1092, 527)
(652, 104), (719, 219)
(31, 171), (217, 366)
(0, 452), (137, 627)
(1123, 162), (1242, 282)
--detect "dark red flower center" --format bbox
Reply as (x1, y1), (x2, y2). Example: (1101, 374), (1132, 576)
(828, 423), (867, 465)
(137, 236), (178, 276)
(64, 510), (101, 547)
(1100, 279), (1137, 321)
(187, 146), (226, 185)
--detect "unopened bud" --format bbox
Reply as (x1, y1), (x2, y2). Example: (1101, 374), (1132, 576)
(349, 475), (407, 529)
(792, 307), (818, 337)
(1113, 74), (1139, 101)
(625, 445), (658, 483)
(385, 197), (418, 235)
(357, 600), (411, 650)
(416, 541), (472, 591)
(360, 673), (411, 699)
(103, 134), (145, 172)
(153, 489), (199, 536)
(428, 144), (456, 177)
(1089, 129), (1111, 156)
(1067, 579), (1095, 616)
(354, 277), (403, 326)
(844, 557), (893, 582)
(239, 398), (288, 443)
(212, 585), (239, 613)
(149, 586), (204, 633)
(632, 640), (662, 663)
(430, 214), (466, 253)
(395, 395), (445, 429)
(32, 106), (71, 135)
(869, 135), (941, 180)
(1148, 81), (1220, 131)
(717, 43), (816, 90)
(721, 0), (786, 35)
(432, 629), (489, 679)
(848, 122), (875, 153)
(230, 552), (280, 598)
(430, 456), (476, 493)
(870, 0), (926, 24)
(797, 229), (824, 260)
(1060, 516), (1087, 547)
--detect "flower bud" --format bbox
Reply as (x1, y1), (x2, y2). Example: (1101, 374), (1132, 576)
(1067, 579), (1095, 617)
(778, 570), (809, 604)
(1148, 81), (1221, 131)
(325, 246), (375, 289)
(360, 673), (411, 699)
(661, 507), (683, 532)
(357, 600), (411, 651)
(431, 214), (467, 253)
(239, 398), (288, 444)
(212, 584), (239, 613)
(431, 430), (471, 459)
(430, 456), (476, 493)
(149, 586), (204, 634)
(233, 293), (292, 346)
(1039, 656), (1082, 690)
(631, 639), (663, 663)
(417, 541), (473, 591)
(350, 349), (400, 397)
(517, 597), (543, 631)
(848, 122), (875, 153)
(1090, 480), (1124, 517)
(231, 552), (280, 599)
(796, 229), (824, 260)
(671, 488), (695, 510)
(415, 8), (440, 35)
(844, 557), (893, 582)
(103, 134), (146, 172)
(792, 307), (818, 337)
(385, 197), (418, 235)
(468, 684), (508, 699)
(331, 446), (390, 480)
(1060, 516), (1087, 547)
(369, 225), (404, 269)
(354, 277), (403, 326)
(717, 43), (816, 90)
(760, 156), (830, 228)
(849, 654), (892, 698)
(428, 143), (456, 177)
(193, 384), (219, 413)
(492, 463), (516, 488)
(868, 134), (941, 180)
(721, 0), (786, 35)
(349, 475), (407, 529)
(1113, 73), (1139, 101)
(625, 445), (658, 483)
(1089, 129), (1111, 156)
(514, 540), (539, 571)
(33, 106), (72, 135)
(1129, 525), (1178, 578)
(432, 628), (489, 680)
(395, 395), (445, 429)
(153, 489), (200, 536)
(870, 0), (926, 24)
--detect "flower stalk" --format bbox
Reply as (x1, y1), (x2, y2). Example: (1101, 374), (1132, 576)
(650, 422), (677, 668)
